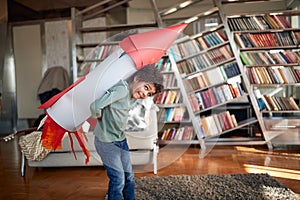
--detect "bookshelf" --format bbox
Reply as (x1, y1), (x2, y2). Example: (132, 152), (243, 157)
(154, 55), (197, 145)
(70, 6), (159, 80)
(76, 42), (119, 76)
(163, 6), (267, 155)
(221, 3), (300, 147)
(70, 1), (299, 150)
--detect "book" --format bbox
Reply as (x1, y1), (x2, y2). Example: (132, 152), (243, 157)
(264, 14), (280, 29)
(189, 93), (200, 112)
(215, 86), (226, 103)
(287, 97), (300, 110)
(261, 95), (272, 111)
(205, 115), (219, 136)
(203, 68), (225, 86)
(182, 126), (194, 140)
(207, 88), (218, 106)
(196, 73), (208, 88)
(160, 90), (169, 104)
(265, 96), (279, 111)
(230, 114), (238, 127)
(165, 108), (175, 121)
(235, 34), (246, 48)
(195, 92), (205, 110)
(218, 111), (231, 131)
(200, 116), (210, 136)
(164, 90), (177, 104)
(252, 16), (269, 30)
(272, 96), (283, 111)
(213, 114), (223, 133)
(225, 111), (234, 129)
(161, 129), (170, 140)
(174, 127), (185, 140)
(201, 90), (211, 108)
(273, 96), (285, 110)
(220, 84), (233, 101)
(167, 128), (177, 140)
(277, 67), (288, 84)
(173, 107), (186, 121)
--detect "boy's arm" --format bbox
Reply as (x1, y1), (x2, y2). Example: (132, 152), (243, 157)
(90, 86), (127, 118)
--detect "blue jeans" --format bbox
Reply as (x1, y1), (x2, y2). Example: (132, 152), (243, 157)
(94, 137), (135, 200)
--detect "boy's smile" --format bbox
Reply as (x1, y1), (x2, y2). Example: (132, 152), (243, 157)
(130, 80), (156, 99)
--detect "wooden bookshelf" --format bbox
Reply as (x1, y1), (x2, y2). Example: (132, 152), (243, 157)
(164, 5), (267, 154)
(70, 6), (159, 80)
(155, 55), (196, 144)
(220, 3), (300, 148)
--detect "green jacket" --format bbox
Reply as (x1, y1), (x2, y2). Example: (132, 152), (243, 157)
(90, 80), (136, 142)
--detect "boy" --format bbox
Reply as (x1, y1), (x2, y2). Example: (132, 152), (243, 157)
(90, 65), (163, 200)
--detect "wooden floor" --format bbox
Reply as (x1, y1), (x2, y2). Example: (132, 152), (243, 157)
(0, 138), (299, 200)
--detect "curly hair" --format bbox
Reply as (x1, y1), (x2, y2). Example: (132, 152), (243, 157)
(127, 64), (164, 94)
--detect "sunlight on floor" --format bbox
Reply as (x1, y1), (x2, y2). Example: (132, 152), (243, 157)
(244, 164), (300, 180)
(235, 146), (300, 159)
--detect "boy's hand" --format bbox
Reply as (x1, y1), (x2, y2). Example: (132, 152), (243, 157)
(97, 116), (102, 121)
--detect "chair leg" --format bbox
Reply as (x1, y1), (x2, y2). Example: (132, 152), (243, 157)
(21, 152), (26, 177)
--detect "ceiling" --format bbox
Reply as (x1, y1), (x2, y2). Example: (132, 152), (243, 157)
(13, 0), (104, 11)
(8, 0), (213, 22)
(8, 0), (131, 22)
(8, 0), (299, 22)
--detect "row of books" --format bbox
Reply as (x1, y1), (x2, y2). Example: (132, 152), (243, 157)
(78, 44), (118, 75)
(157, 57), (172, 72)
(162, 73), (177, 88)
(228, 14), (292, 31)
(259, 95), (299, 111)
(248, 66), (300, 84)
(171, 40), (200, 60)
(158, 107), (187, 122)
(196, 29), (228, 50)
(177, 59), (202, 75)
(235, 32), (299, 49)
(153, 90), (181, 105)
(160, 126), (194, 141)
(189, 82), (244, 113)
(240, 51), (300, 66)
(200, 111), (238, 137)
(177, 45), (234, 75)
(78, 61), (100, 76)
(91, 44), (118, 61)
(184, 62), (240, 91)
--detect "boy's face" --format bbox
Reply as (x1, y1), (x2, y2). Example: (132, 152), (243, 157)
(130, 79), (156, 99)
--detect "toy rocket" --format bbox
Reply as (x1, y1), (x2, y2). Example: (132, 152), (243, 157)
(39, 23), (187, 163)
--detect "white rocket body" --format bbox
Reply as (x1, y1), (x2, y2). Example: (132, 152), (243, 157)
(46, 47), (136, 131)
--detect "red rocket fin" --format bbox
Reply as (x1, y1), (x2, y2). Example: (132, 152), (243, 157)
(41, 113), (90, 164)
(41, 114), (66, 150)
(73, 130), (90, 164)
(39, 76), (86, 109)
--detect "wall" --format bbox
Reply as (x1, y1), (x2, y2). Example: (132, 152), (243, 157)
(45, 20), (71, 74)
(13, 24), (44, 119)
(222, 1), (287, 15)
(0, 20), (73, 132)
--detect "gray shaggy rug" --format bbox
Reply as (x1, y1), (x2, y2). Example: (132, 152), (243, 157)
(134, 173), (299, 200)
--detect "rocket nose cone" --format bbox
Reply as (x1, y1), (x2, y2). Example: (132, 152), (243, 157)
(167, 23), (188, 34)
